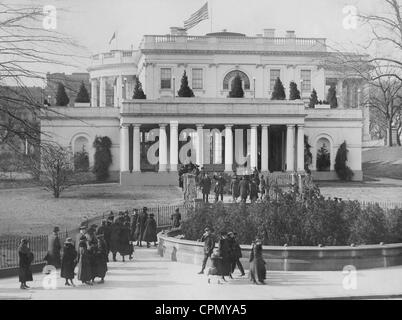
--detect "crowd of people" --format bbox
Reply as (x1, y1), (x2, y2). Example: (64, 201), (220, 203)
(197, 228), (266, 285)
(17, 206), (174, 289)
(198, 168), (267, 203)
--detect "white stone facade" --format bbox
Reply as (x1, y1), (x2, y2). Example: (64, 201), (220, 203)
(41, 30), (366, 184)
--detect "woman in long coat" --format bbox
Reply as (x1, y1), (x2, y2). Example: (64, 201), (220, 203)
(110, 219), (121, 261)
(61, 238), (77, 286)
(94, 234), (108, 283)
(230, 176), (240, 202)
(143, 213), (157, 248)
(249, 238), (266, 284)
(46, 226), (61, 268)
(217, 233), (232, 281)
(18, 239), (33, 289)
(77, 240), (92, 285)
(118, 222), (132, 261)
(130, 209), (139, 241)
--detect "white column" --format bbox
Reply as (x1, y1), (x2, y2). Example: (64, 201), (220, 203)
(132, 124), (141, 172)
(159, 124), (168, 172)
(297, 124), (305, 172)
(250, 125), (258, 170)
(99, 77), (106, 107)
(120, 125), (129, 172)
(169, 121), (178, 172)
(116, 75), (123, 108)
(261, 125), (269, 172)
(196, 124), (204, 167)
(224, 125), (233, 172)
(286, 124), (295, 172)
(337, 79), (344, 109)
(91, 79), (97, 107)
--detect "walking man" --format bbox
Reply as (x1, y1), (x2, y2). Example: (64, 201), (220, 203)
(46, 226), (61, 269)
(239, 177), (249, 203)
(200, 174), (212, 203)
(228, 232), (245, 276)
(198, 227), (215, 274)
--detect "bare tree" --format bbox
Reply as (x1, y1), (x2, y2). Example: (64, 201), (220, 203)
(0, 3), (84, 151)
(27, 143), (74, 198)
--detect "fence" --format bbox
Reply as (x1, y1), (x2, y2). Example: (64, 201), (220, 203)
(0, 204), (192, 270)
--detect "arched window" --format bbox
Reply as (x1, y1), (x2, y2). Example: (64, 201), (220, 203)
(316, 137), (331, 171)
(223, 70), (250, 90)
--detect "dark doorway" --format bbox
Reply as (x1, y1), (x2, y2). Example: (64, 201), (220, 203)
(268, 125), (285, 172)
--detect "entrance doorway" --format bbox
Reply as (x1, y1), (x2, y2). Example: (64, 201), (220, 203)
(268, 125), (286, 172)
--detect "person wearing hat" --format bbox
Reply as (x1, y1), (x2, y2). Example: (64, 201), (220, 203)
(230, 175), (240, 203)
(217, 231), (232, 281)
(198, 227), (215, 274)
(18, 239), (34, 289)
(170, 208), (182, 229)
(249, 179), (259, 203)
(130, 209), (139, 242)
(239, 176), (250, 203)
(110, 217), (122, 262)
(214, 174), (225, 203)
(77, 239), (92, 285)
(94, 234), (108, 283)
(249, 237), (266, 284)
(118, 221), (133, 261)
(135, 207), (148, 247)
(143, 213), (157, 248)
(227, 232), (245, 276)
(61, 238), (78, 286)
(200, 173), (212, 203)
(107, 211), (115, 223)
(97, 220), (111, 262)
(75, 225), (87, 253)
(45, 226), (61, 269)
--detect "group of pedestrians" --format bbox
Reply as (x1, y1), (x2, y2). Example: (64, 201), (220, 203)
(198, 168), (268, 204)
(17, 207), (159, 289)
(198, 227), (266, 285)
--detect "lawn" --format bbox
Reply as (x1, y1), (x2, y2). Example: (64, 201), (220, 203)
(363, 161), (402, 180)
(0, 184), (183, 237)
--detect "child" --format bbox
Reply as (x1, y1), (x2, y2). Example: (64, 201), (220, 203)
(207, 249), (223, 285)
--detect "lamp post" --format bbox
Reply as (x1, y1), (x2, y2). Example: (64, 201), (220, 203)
(172, 76), (175, 99)
(253, 77), (256, 99)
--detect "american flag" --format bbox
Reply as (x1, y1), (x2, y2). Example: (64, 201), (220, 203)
(184, 2), (209, 31)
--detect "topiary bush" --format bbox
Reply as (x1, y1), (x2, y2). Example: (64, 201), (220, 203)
(316, 143), (330, 171)
(335, 141), (354, 181)
(271, 77), (286, 100)
(75, 81), (90, 103)
(73, 148), (89, 172)
(228, 74), (244, 98)
(93, 136), (112, 181)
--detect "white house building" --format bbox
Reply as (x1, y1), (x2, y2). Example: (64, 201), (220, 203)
(41, 28), (369, 185)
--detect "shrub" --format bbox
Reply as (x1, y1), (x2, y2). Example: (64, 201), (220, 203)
(316, 143), (330, 171)
(133, 76), (147, 99)
(304, 135), (312, 173)
(335, 141), (354, 181)
(326, 84), (338, 108)
(228, 74), (244, 98)
(93, 136), (112, 181)
(308, 89), (318, 108)
(271, 77), (286, 100)
(177, 71), (194, 97)
(73, 148), (89, 172)
(56, 82), (69, 106)
(75, 81), (90, 103)
(289, 81), (301, 100)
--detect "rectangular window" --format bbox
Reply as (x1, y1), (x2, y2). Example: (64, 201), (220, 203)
(301, 70), (311, 91)
(192, 68), (203, 90)
(270, 69), (281, 91)
(160, 68), (172, 89)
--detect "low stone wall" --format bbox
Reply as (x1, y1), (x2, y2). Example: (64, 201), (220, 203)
(157, 233), (402, 271)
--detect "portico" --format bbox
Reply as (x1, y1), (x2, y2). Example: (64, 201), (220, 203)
(119, 98), (306, 185)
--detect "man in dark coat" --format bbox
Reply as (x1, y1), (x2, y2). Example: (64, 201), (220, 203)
(218, 232), (232, 281)
(110, 219), (121, 262)
(46, 226), (61, 269)
(198, 227), (215, 274)
(94, 234), (108, 283)
(143, 213), (157, 248)
(97, 220), (111, 262)
(135, 207), (148, 247)
(228, 232), (245, 276)
(214, 174), (225, 203)
(61, 237), (77, 286)
(200, 174), (212, 203)
(230, 176), (240, 202)
(170, 208), (181, 229)
(130, 209), (139, 241)
(249, 179), (259, 203)
(18, 239), (33, 289)
(239, 177), (249, 203)
(119, 221), (133, 261)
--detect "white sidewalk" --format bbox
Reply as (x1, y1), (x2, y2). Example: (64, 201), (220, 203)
(0, 248), (401, 300)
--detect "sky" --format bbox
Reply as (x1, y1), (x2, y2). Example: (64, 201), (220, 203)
(11, 0), (391, 76)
